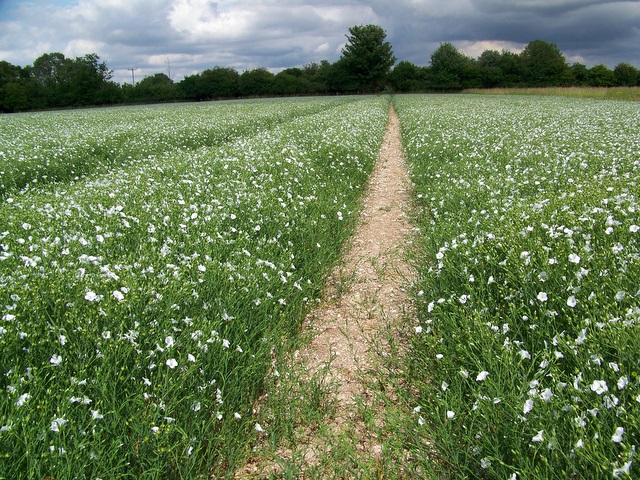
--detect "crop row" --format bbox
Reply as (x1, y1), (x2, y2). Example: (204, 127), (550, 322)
(0, 97), (389, 478)
(396, 94), (640, 478)
(0, 97), (355, 197)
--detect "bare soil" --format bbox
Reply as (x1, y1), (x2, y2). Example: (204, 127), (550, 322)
(236, 103), (416, 478)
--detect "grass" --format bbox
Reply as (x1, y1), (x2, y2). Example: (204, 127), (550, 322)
(244, 325), (432, 479)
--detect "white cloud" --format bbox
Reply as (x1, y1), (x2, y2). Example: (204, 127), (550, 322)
(314, 42), (330, 55)
(168, 0), (256, 41)
(64, 39), (108, 59)
(458, 40), (524, 58)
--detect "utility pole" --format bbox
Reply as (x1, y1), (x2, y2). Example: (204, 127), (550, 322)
(127, 67), (138, 85)
(165, 57), (172, 81)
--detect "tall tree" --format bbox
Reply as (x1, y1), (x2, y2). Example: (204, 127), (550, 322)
(339, 24), (396, 92)
(427, 42), (475, 90)
(500, 51), (524, 87)
(68, 53), (115, 105)
(197, 66), (239, 99)
(613, 62), (639, 86)
(272, 68), (310, 96)
(304, 59), (332, 94)
(477, 50), (505, 88)
(589, 64), (615, 87)
(520, 40), (571, 87)
(0, 61), (31, 112)
(31, 52), (68, 85)
(327, 58), (360, 93)
(29, 52), (115, 107)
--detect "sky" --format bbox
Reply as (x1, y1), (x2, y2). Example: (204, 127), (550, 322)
(0, 0), (639, 84)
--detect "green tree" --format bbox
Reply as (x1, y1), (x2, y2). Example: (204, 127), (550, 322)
(31, 52), (68, 85)
(0, 61), (30, 112)
(589, 64), (615, 86)
(303, 60), (332, 94)
(301, 61), (325, 93)
(325, 58), (359, 93)
(387, 61), (424, 92)
(427, 42), (475, 90)
(499, 51), (524, 87)
(68, 53), (115, 105)
(272, 68), (310, 96)
(339, 24), (396, 92)
(31, 52), (69, 106)
(199, 66), (239, 99)
(477, 50), (505, 88)
(30, 52), (115, 107)
(1, 82), (30, 112)
(613, 62), (639, 86)
(520, 40), (571, 86)
(205, 66), (239, 98)
(177, 73), (202, 100)
(570, 63), (589, 86)
(133, 73), (177, 102)
(239, 68), (274, 97)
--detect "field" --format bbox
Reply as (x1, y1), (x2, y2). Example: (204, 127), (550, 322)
(396, 94), (640, 478)
(464, 86), (640, 102)
(0, 97), (390, 478)
(1, 93), (639, 479)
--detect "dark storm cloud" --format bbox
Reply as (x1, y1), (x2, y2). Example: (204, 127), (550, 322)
(472, 0), (620, 14)
(378, 0), (640, 67)
(487, 1), (640, 65)
(0, 0), (638, 84)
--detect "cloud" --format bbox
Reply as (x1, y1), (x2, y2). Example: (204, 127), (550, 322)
(384, 0), (640, 68)
(472, 0), (627, 14)
(457, 40), (525, 59)
(0, 0), (638, 85)
(167, 1), (377, 52)
(168, 0), (254, 41)
(164, 0), (380, 73)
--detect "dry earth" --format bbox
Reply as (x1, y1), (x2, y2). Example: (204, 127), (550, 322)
(236, 103), (417, 478)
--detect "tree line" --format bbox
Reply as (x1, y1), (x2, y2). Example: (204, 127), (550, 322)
(1, 25), (639, 112)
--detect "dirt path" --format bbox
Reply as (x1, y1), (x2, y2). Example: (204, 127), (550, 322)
(237, 103), (416, 478)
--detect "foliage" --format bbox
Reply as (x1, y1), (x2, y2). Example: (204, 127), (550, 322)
(388, 61), (426, 92)
(31, 52), (117, 107)
(239, 68), (275, 97)
(571, 63), (590, 86)
(520, 40), (572, 87)
(476, 50), (506, 88)
(272, 68), (312, 96)
(338, 24), (396, 93)
(614, 63), (640, 87)
(178, 66), (240, 101)
(589, 64), (616, 87)
(427, 42), (478, 90)
(131, 73), (177, 102)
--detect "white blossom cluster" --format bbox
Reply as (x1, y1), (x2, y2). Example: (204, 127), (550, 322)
(400, 94), (640, 478)
(0, 96), (389, 477)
